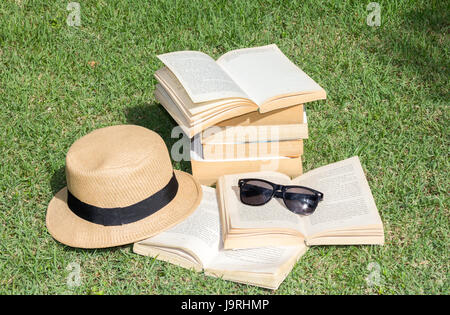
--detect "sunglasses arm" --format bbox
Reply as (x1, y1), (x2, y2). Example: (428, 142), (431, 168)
(317, 191), (324, 200)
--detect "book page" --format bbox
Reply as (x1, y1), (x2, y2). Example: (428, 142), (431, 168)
(217, 44), (324, 105)
(155, 67), (247, 116)
(221, 171), (306, 233)
(155, 85), (190, 129)
(206, 244), (306, 273)
(135, 186), (220, 266)
(292, 157), (383, 237)
(157, 51), (248, 103)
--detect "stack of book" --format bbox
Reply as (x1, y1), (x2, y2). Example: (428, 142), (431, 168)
(190, 105), (309, 185)
(154, 44), (326, 184)
(134, 45), (385, 290)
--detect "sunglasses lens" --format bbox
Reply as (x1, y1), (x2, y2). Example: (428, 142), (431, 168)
(240, 180), (274, 206)
(284, 187), (319, 215)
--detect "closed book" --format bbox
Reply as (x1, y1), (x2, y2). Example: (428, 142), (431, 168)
(215, 104), (303, 127)
(190, 135), (302, 186)
(200, 107), (308, 144)
(202, 139), (303, 160)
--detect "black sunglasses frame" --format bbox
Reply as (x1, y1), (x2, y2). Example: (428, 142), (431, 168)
(238, 178), (324, 214)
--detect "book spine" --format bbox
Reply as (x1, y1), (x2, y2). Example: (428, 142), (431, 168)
(191, 157), (303, 186)
(202, 140), (303, 160)
(201, 124), (309, 144)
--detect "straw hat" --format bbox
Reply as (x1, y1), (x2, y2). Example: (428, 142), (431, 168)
(46, 125), (202, 248)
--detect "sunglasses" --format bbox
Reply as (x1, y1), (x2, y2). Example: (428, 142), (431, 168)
(238, 178), (324, 215)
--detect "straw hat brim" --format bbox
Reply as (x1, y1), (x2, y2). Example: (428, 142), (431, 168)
(46, 170), (202, 248)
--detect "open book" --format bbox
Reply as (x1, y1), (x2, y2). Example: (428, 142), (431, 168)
(155, 44), (326, 137)
(133, 186), (308, 290)
(218, 156), (384, 249)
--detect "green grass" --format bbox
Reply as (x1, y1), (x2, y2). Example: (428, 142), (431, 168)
(0, 0), (448, 294)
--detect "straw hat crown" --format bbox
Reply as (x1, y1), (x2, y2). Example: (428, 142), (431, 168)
(66, 125), (173, 208)
(47, 124), (202, 248)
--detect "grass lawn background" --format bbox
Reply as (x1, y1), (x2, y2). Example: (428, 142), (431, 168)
(0, 0), (448, 294)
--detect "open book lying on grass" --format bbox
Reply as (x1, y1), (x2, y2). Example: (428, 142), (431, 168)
(217, 156), (385, 249)
(155, 44), (326, 137)
(133, 186), (307, 290)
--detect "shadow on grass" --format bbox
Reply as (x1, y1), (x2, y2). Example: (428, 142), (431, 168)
(125, 101), (175, 139)
(50, 166), (66, 195)
(61, 242), (132, 254)
(368, 3), (448, 100)
(125, 102), (192, 173)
